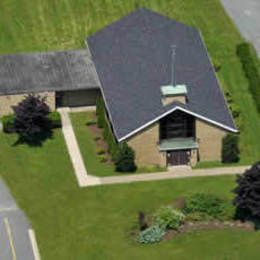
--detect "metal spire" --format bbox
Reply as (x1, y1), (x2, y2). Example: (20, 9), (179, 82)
(171, 45), (177, 86)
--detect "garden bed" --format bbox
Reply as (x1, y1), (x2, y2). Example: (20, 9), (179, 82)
(136, 192), (257, 245)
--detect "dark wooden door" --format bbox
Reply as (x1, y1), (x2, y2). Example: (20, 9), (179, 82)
(167, 150), (189, 166)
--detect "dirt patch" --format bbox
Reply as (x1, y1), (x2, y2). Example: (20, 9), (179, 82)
(87, 121), (113, 164)
(163, 220), (255, 241)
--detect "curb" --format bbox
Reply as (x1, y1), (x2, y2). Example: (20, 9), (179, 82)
(28, 229), (41, 260)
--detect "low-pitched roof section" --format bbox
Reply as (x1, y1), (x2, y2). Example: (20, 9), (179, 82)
(0, 49), (100, 95)
(87, 8), (237, 141)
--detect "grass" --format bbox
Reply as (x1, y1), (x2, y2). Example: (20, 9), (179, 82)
(1, 130), (260, 259)
(70, 112), (167, 176)
(0, 0), (259, 164)
(193, 161), (248, 169)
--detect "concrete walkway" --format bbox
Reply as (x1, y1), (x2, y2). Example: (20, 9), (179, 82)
(99, 165), (250, 186)
(58, 107), (249, 187)
(58, 108), (100, 186)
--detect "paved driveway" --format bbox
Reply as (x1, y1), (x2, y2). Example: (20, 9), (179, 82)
(221, 0), (260, 55)
(0, 179), (36, 260)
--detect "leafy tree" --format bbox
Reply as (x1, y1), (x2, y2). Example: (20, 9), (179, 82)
(233, 162), (260, 220)
(13, 94), (51, 143)
(221, 134), (240, 163)
(115, 142), (136, 172)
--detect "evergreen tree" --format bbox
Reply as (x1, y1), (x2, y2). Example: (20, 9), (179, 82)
(233, 162), (260, 219)
(115, 142), (137, 172)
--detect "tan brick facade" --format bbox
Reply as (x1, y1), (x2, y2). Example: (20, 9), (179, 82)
(196, 119), (227, 161)
(127, 123), (166, 167)
(0, 92), (55, 117)
(127, 117), (228, 167)
(162, 95), (186, 106)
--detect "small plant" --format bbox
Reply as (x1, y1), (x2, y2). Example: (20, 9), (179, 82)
(48, 111), (61, 128)
(154, 206), (185, 230)
(222, 134), (240, 163)
(99, 155), (107, 163)
(1, 114), (15, 133)
(115, 142), (137, 172)
(213, 59), (221, 72)
(96, 148), (105, 155)
(138, 225), (165, 244)
(94, 136), (101, 141)
(86, 120), (97, 126)
(138, 211), (148, 231)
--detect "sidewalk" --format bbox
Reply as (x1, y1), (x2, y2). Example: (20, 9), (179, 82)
(58, 107), (249, 187)
(58, 108), (100, 186)
(99, 165), (250, 186)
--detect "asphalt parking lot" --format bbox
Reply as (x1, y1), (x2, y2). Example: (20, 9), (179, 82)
(0, 179), (36, 260)
(221, 0), (260, 56)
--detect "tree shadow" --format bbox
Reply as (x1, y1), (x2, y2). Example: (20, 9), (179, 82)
(12, 129), (53, 147)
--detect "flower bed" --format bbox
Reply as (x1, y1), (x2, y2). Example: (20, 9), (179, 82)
(137, 193), (255, 244)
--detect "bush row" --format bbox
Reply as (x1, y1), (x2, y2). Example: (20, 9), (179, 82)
(237, 42), (260, 112)
(96, 97), (137, 172)
(96, 96), (119, 160)
(1, 111), (61, 133)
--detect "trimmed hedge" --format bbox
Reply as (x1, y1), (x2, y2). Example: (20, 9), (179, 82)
(222, 134), (240, 163)
(1, 114), (15, 133)
(237, 42), (260, 112)
(96, 97), (119, 160)
(48, 111), (61, 128)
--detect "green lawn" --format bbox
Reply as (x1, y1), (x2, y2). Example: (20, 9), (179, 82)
(1, 0), (260, 259)
(1, 130), (260, 259)
(70, 112), (167, 176)
(0, 0), (260, 164)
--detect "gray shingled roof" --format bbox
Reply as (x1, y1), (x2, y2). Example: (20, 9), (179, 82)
(0, 49), (100, 95)
(87, 8), (237, 141)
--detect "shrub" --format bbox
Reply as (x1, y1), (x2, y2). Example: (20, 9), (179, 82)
(48, 111), (61, 128)
(184, 193), (234, 221)
(138, 225), (165, 244)
(237, 42), (260, 112)
(213, 59), (221, 72)
(115, 142), (137, 172)
(96, 148), (105, 155)
(154, 206), (185, 230)
(230, 103), (241, 119)
(222, 134), (240, 163)
(98, 155), (107, 163)
(13, 94), (52, 142)
(1, 114), (15, 133)
(86, 120), (97, 126)
(233, 162), (260, 220)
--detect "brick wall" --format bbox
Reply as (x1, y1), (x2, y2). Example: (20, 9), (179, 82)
(127, 123), (166, 167)
(196, 119), (227, 161)
(0, 92), (55, 117)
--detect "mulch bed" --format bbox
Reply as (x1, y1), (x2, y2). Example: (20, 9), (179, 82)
(87, 116), (113, 164)
(163, 220), (255, 241)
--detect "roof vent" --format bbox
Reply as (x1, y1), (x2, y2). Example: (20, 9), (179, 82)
(161, 85), (187, 106)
